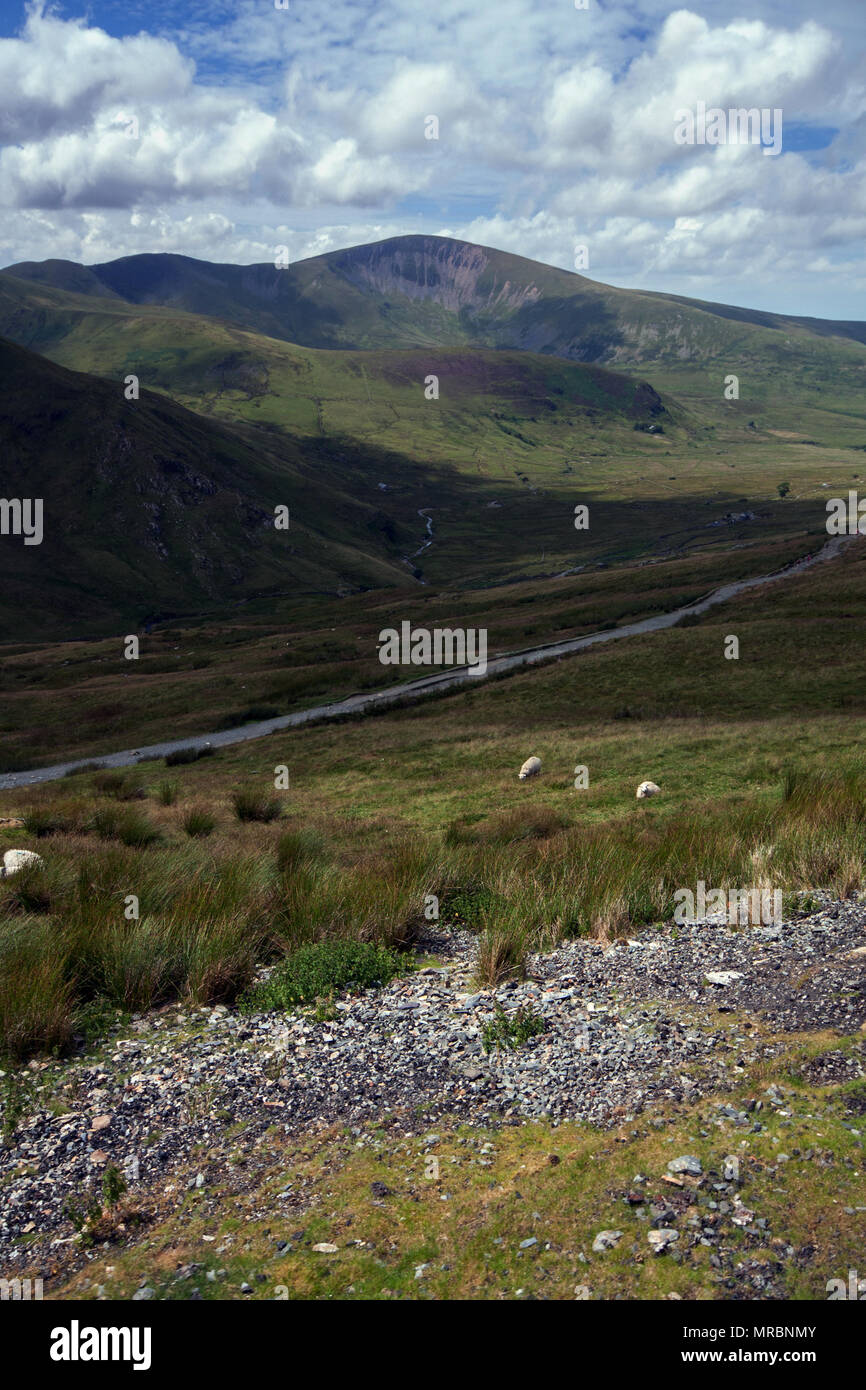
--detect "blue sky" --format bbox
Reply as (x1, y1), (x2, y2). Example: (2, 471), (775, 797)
(0, 0), (864, 317)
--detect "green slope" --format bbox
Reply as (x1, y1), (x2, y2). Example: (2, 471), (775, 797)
(0, 337), (424, 638)
(6, 233), (866, 375)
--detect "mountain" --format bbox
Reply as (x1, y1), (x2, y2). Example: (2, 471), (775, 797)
(2, 237), (864, 639)
(0, 337), (422, 638)
(0, 261), (691, 497)
(6, 234), (866, 368)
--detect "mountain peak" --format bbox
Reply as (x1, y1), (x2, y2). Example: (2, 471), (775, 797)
(321, 234), (551, 314)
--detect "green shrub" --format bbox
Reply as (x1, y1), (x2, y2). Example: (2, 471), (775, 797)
(74, 997), (125, 1050)
(481, 1003), (546, 1053)
(1, 1067), (34, 1145)
(101, 1163), (128, 1209)
(442, 883), (503, 928)
(239, 940), (405, 1013)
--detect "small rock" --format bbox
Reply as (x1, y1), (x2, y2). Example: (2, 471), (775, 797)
(667, 1155), (702, 1177)
(592, 1230), (623, 1253)
(648, 1229), (679, 1253)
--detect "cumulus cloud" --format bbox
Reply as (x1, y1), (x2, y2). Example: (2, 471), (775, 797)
(1, 1), (865, 315)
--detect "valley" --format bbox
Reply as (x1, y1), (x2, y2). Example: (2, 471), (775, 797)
(2, 233), (866, 1316)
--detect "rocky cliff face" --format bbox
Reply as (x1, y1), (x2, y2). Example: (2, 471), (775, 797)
(330, 235), (544, 314)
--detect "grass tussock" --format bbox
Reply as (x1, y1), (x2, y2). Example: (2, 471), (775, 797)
(182, 806), (216, 838)
(231, 788), (283, 823)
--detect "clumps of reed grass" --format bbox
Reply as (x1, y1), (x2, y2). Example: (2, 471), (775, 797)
(239, 939), (406, 1014)
(445, 805), (570, 847)
(0, 917), (75, 1062)
(0, 861), (53, 915)
(92, 806), (161, 847)
(0, 845), (269, 1058)
(22, 798), (90, 838)
(92, 770), (146, 800)
(217, 704), (280, 730)
(182, 806), (216, 838)
(276, 825), (329, 872)
(231, 787), (282, 823)
(475, 919), (528, 988)
(157, 780), (179, 806)
(268, 834), (432, 954)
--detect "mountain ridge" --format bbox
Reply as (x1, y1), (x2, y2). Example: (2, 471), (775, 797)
(6, 235), (866, 363)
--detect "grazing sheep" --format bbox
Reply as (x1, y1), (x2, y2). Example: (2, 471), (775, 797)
(1, 848), (44, 878)
(518, 756), (542, 781)
(636, 781), (660, 800)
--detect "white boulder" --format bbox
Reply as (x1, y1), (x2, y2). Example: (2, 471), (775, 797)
(1, 848), (44, 878)
(705, 971), (744, 988)
(636, 781), (660, 800)
(518, 756), (542, 781)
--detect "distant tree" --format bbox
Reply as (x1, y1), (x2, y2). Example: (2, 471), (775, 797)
(777, 482), (791, 498)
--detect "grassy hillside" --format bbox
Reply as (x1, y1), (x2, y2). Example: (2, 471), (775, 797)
(2, 484), (865, 1312)
(2, 269), (863, 601)
(2, 536), (866, 1049)
(0, 532), (829, 772)
(0, 337), (426, 637)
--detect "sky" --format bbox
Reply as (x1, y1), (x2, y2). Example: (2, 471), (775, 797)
(0, 0), (864, 318)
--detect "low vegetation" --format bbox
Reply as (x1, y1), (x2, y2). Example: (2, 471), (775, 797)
(481, 1003), (547, 1052)
(239, 940), (407, 1013)
(2, 745), (866, 1061)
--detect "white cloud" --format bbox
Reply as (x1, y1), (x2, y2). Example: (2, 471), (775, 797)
(0, 2), (865, 316)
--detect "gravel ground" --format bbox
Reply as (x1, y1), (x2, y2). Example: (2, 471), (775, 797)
(2, 897), (865, 1269)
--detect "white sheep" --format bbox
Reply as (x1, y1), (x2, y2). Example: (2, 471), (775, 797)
(518, 756), (542, 781)
(636, 781), (660, 800)
(1, 848), (44, 878)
